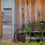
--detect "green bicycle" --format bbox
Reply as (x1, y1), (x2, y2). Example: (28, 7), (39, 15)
(14, 21), (45, 43)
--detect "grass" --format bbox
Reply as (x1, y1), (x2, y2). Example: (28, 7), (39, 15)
(0, 41), (45, 45)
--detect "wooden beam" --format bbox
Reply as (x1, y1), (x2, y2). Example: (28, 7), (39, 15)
(25, 0), (28, 27)
(19, 0), (22, 28)
(0, 0), (1, 40)
(28, 0), (32, 24)
(44, 0), (45, 21)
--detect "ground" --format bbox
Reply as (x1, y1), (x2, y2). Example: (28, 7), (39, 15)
(0, 41), (45, 45)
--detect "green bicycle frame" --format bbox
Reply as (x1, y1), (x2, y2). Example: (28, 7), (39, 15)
(23, 24), (45, 37)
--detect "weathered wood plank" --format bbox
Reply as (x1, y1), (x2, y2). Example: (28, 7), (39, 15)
(19, 0), (22, 28)
(0, 0), (2, 40)
(3, 29), (12, 34)
(25, 0), (28, 27)
(3, 25), (12, 29)
(3, 34), (12, 39)
(44, 0), (45, 21)
(28, 0), (32, 24)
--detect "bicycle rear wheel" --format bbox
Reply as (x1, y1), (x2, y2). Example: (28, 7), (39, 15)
(15, 29), (30, 43)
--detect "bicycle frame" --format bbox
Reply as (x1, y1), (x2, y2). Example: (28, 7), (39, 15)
(23, 24), (45, 37)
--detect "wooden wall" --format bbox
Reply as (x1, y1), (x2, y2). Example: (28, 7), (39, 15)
(0, 0), (45, 39)
(0, 0), (3, 39)
(15, 0), (45, 29)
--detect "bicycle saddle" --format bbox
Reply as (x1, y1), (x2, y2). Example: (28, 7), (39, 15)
(40, 21), (45, 26)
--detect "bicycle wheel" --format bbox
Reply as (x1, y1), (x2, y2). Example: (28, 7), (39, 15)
(14, 29), (30, 43)
(15, 29), (23, 43)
